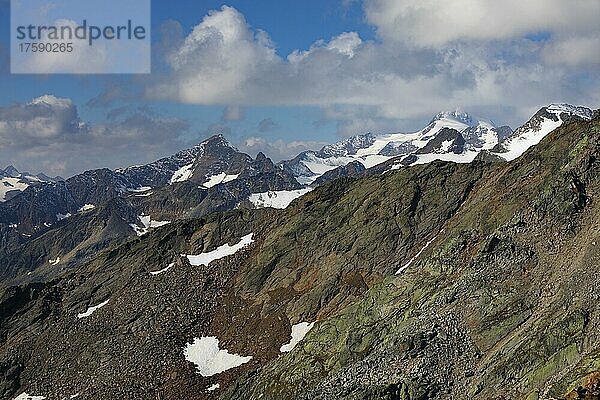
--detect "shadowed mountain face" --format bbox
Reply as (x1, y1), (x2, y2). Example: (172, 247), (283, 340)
(0, 135), (301, 233)
(0, 111), (599, 400)
(0, 135), (303, 286)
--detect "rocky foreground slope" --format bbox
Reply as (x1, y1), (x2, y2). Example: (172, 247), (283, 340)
(1, 112), (599, 400)
(222, 113), (600, 400)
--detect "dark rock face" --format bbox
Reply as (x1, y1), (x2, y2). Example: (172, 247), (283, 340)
(311, 161), (366, 187)
(2, 166), (20, 178)
(236, 152), (302, 193)
(473, 150), (506, 163)
(378, 141), (419, 157)
(0, 197), (140, 284)
(189, 135), (253, 184)
(400, 153), (419, 167)
(0, 181), (78, 231)
(416, 128), (465, 155)
(279, 151), (317, 180)
(495, 125), (514, 142)
(116, 144), (203, 188)
(0, 168), (129, 232)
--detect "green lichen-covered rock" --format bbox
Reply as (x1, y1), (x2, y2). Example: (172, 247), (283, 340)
(221, 116), (600, 400)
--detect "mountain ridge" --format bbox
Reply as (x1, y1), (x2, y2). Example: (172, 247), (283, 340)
(0, 104), (594, 288)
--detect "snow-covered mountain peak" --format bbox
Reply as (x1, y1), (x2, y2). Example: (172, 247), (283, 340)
(318, 133), (376, 158)
(201, 134), (237, 151)
(3, 166), (20, 178)
(490, 103), (594, 162)
(280, 109), (506, 184)
(546, 103), (593, 120)
(28, 94), (73, 109)
(0, 166), (62, 202)
(431, 110), (477, 127)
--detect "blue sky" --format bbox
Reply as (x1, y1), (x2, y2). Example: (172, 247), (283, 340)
(0, 0), (599, 176)
(0, 0), (374, 160)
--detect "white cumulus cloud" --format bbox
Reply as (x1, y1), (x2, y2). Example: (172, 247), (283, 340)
(364, 0), (600, 47)
(145, 4), (599, 129)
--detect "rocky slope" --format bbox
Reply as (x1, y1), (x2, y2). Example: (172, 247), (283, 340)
(0, 111), (599, 400)
(221, 112), (600, 400)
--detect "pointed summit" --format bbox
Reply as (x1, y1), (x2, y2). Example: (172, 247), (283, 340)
(432, 110), (475, 126)
(3, 165), (20, 177)
(200, 134), (239, 155)
(202, 133), (234, 146)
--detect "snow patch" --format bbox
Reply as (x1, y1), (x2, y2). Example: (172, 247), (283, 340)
(396, 234), (440, 274)
(170, 163), (195, 183)
(78, 204), (95, 212)
(184, 336), (252, 377)
(0, 177), (29, 201)
(499, 104), (592, 161)
(13, 393), (46, 400)
(185, 233), (254, 266)
(128, 186), (152, 193)
(129, 187), (153, 197)
(130, 215), (171, 236)
(280, 321), (315, 352)
(150, 262), (175, 276)
(202, 173), (239, 188)
(248, 188), (312, 209)
(56, 213), (72, 221)
(206, 384), (220, 392)
(410, 150), (481, 166)
(500, 117), (563, 161)
(130, 224), (148, 237)
(77, 299), (109, 319)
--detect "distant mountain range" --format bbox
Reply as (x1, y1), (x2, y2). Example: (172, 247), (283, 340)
(281, 103), (593, 183)
(0, 166), (62, 202)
